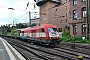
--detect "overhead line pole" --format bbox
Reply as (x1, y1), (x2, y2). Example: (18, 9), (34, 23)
(29, 11), (31, 27)
(87, 0), (90, 40)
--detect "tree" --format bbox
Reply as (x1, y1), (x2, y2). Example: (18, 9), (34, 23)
(31, 23), (37, 27)
(16, 23), (28, 29)
(0, 25), (12, 34)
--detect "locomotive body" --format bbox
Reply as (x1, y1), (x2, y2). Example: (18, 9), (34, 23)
(20, 24), (60, 45)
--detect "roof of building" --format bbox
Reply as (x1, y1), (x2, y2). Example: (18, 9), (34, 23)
(34, 0), (61, 6)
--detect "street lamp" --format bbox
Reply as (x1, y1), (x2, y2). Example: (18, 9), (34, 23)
(71, 22), (76, 48)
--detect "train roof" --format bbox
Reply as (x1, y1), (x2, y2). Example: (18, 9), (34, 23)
(21, 27), (31, 31)
(21, 24), (57, 31)
(41, 24), (57, 28)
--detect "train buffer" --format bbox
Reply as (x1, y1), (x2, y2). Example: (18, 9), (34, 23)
(0, 37), (26, 60)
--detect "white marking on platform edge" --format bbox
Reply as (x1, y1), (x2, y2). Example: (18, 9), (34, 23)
(0, 37), (26, 60)
(2, 38), (26, 60)
(0, 49), (3, 52)
(0, 37), (16, 60)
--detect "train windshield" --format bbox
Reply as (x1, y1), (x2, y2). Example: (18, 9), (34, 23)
(48, 28), (59, 37)
(48, 28), (57, 32)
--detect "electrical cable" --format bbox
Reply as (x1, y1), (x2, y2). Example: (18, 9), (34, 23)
(13, 6), (39, 22)
(13, 2), (38, 21)
(40, 0), (77, 13)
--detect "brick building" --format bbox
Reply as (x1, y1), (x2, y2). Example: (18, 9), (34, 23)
(69, 0), (86, 37)
(34, 0), (70, 33)
(34, 0), (87, 37)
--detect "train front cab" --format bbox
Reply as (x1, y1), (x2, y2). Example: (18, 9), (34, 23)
(39, 24), (60, 45)
(47, 28), (60, 45)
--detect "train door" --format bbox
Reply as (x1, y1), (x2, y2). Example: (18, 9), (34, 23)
(20, 31), (24, 38)
(41, 28), (46, 38)
(32, 30), (36, 38)
(22, 31), (24, 36)
(36, 29), (40, 38)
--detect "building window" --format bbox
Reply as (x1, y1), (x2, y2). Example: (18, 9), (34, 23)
(73, 10), (77, 19)
(65, 19), (67, 22)
(65, 0), (67, 3)
(65, 13), (67, 16)
(73, 25), (77, 34)
(73, 0), (77, 5)
(82, 24), (86, 33)
(82, 7), (86, 18)
(58, 28), (62, 32)
(82, 0), (86, 2)
(65, 6), (67, 10)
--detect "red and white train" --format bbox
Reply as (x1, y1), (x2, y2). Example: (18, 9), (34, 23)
(20, 24), (60, 45)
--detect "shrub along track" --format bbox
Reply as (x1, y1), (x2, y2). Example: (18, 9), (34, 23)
(2, 37), (90, 60)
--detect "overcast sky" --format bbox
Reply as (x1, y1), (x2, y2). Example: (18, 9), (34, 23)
(0, 0), (39, 26)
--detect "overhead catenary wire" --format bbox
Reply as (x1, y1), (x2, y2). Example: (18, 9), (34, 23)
(10, 0), (87, 26)
(20, 0), (67, 20)
(18, 16), (29, 22)
(0, 6), (8, 9)
(13, 3), (38, 22)
(41, 0), (72, 12)
(40, 0), (86, 18)
(0, 0), (72, 25)
(13, 4), (35, 18)
(0, 0), (37, 22)
(40, 0), (86, 13)
(13, 6), (39, 22)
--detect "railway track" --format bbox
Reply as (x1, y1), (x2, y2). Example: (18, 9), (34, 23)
(4, 37), (71, 60)
(57, 42), (90, 55)
(2, 37), (90, 60)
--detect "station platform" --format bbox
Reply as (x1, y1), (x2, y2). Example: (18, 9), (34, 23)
(0, 37), (26, 60)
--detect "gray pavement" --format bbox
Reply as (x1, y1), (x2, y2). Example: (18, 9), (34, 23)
(0, 37), (26, 60)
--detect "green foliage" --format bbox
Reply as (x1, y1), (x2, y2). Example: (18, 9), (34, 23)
(62, 30), (71, 37)
(0, 25), (11, 34)
(9, 28), (20, 37)
(60, 30), (72, 42)
(60, 30), (90, 44)
(0, 23), (27, 36)
(31, 23), (37, 27)
(16, 23), (28, 29)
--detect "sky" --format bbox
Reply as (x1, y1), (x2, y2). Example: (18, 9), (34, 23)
(0, 0), (39, 26)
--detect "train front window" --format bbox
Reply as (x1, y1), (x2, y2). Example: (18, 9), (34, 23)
(48, 28), (59, 36)
(48, 28), (57, 32)
(48, 28), (54, 32)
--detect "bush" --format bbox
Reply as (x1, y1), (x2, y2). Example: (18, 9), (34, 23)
(60, 30), (90, 44)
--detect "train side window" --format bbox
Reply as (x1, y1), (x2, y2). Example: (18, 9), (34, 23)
(42, 28), (45, 32)
(22, 31), (24, 33)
